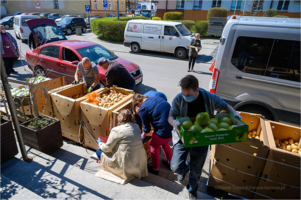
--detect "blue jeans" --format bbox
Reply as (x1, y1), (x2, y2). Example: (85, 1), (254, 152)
(86, 83), (101, 91)
(170, 142), (208, 193)
(128, 82), (136, 91)
(96, 148), (103, 160)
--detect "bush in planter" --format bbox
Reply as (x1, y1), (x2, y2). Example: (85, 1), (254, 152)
(263, 9), (277, 17)
(152, 17), (161, 20)
(163, 12), (183, 20)
(195, 21), (209, 36)
(207, 7), (227, 20)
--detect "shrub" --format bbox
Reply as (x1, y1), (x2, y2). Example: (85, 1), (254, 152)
(152, 17), (161, 20)
(263, 8), (277, 17)
(195, 21), (209, 36)
(207, 7), (227, 20)
(163, 12), (183, 20)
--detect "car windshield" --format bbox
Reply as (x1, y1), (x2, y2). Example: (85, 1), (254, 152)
(2, 17), (12, 21)
(32, 25), (67, 43)
(59, 17), (72, 23)
(175, 24), (191, 36)
(76, 45), (117, 64)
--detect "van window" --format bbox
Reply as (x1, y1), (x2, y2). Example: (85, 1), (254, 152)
(127, 23), (142, 33)
(40, 46), (60, 59)
(143, 24), (161, 35)
(164, 26), (178, 36)
(21, 18), (31, 26)
(231, 36), (300, 82)
(14, 18), (19, 26)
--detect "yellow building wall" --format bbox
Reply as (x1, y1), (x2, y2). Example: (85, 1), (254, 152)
(91, 0), (126, 17)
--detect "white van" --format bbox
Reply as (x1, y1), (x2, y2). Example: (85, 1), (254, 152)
(209, 16), (301, 125)
(13, 15), (40, 42)
(124, 20), (195, 59)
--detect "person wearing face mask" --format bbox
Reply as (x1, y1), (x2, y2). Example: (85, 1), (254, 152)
(168, 75), (241, 200)
(1, 25), (18, 76)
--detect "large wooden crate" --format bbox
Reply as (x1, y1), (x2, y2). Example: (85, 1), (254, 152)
(51, 83), (86, 143)
(80, 87), (134, 150)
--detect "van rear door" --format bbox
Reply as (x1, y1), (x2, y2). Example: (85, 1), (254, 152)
(141, 24), (162, 51)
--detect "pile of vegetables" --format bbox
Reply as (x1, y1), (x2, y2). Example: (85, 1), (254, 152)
(85, 90), (128, 108)
(275, 138), (301, 154)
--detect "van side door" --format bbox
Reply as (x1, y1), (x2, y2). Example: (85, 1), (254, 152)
(141, 24), (162, 51)
(161, 25), (180, 53)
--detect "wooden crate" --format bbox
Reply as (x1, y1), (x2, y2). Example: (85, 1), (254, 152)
(1, 118), (18, 163)
(81, 87), (134, 150)
(51, 83), (86, 142)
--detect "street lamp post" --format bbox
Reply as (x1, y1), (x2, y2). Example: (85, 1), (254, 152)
(117, 0), (119, 20)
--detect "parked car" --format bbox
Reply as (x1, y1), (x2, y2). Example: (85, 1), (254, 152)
(21, 13), (29, 15)
(208, 16), (301, 125)
(107, 14), (116, 18)
(55, 14), (78, 22)
(124, 20), (195, 59)
(13, 14), (40, 42)
(119, 13), (126, 17)
(48, 13), (62, 21)
(25, 19), (143, 87)
(28, 12), (39, 16)
(135, 10), (141, 16)
(0, 16), (14, 30)
(39, 13), (50, 18)
(13, 12), (22, 16)
(56, 17), (87, 35)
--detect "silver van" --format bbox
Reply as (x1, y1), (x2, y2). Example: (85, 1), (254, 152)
(209, 16), (300, 125)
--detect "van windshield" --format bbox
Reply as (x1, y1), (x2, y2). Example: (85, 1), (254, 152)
(176, 24), (191, 36)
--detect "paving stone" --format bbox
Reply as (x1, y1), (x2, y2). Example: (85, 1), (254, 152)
(141, 173), (177, 193)
(165, 192), (188, 200)
(86, 193), (106, 200)
(9, 188), (44, 200)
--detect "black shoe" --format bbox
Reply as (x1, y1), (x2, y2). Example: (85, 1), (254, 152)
(11, 70), (18, 74)
(177, 171), (188, 182)
(161, 159), (170, 170)
(189, 192), (198, 200)
(147, 166), (159, 175)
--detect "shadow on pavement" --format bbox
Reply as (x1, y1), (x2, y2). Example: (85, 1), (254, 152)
(134, 84), (157, 95)
(193, 71), (213, 76)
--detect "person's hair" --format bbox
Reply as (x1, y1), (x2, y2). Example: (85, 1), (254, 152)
(131, 93), (144, 114)
(117, 109), (135, 125)
(0, 25), (4, 30)
(179, 75), (199, 90)
(195, 33), (200, 37)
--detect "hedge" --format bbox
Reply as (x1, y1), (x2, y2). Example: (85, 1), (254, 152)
(152, 17), (161, 20)
(263, 8), (277, 17)
(195, 21), (209, 36)
(163, 12), (183, 20)
(207, 7), (227, 20)
(171, 20), (195, 30)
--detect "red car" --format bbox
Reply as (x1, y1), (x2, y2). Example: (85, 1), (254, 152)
(25, 19), (143, 87)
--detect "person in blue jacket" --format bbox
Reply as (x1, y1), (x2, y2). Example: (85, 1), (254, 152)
(132, 93), (172, 175)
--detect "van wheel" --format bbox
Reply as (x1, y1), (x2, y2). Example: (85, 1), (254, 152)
(5, 25), (9, 30)
(66, 28), (72, 35)
(131, 43), (141, 53)
(15, 32), (20, 39)
(176, 47), (187, 59)
(21, 39), (27, 43)
(237, 105), (274, 120)
(82, 27), (87, 33)
(34, 66), (47, 77)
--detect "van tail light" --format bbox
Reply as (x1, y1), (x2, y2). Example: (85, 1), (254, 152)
(209, 60), (216, 72)
(209, 68), (220, 94)
(20, 28), (23, 33)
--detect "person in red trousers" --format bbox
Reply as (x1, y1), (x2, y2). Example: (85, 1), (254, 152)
(132, 94), (173, 175)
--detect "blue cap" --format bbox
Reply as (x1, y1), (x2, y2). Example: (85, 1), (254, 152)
(98, 57), (108, 66)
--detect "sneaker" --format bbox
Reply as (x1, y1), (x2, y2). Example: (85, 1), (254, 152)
(189, 192), (198, 200)
(187, 69), (190, 72)
(147, 166), (159, 175)
(11, 70), (18, 74)
(161, 159), (170, 170)
(177, 171), (187, 182)
(191, 69), (195, 72)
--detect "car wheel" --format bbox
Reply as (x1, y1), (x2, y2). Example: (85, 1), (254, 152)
(34, 66), (47, 77)
(176, 47), (187, 59)
(67, 28), (72, 35)
(15, 32), (20, 39)
(82, 27), (87, 33)
(4, 25), (9, 30)
(131, 43), (141, 53)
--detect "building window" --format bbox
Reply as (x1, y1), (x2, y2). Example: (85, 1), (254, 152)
(94, 0), (98, 10)
(54, 0), (59, 9)
(109, 0), (112, 10)
(121, 1), (124, 11)
(115, 0), (117, 10)
(231, 0), (242, 10)
(277, 0), (290, 11)
(212, 0), (222, 7)
(194, 0), (202, 9)
(252, 0), (264, 11)
(176, 0), (185, 9)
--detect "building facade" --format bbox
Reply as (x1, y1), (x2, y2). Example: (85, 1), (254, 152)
(157, 0), (300, 21)
(2, 0), (88, 17)
(91, 0), (126, 17)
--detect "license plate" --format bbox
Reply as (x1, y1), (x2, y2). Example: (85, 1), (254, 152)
(135, 77), (142, 84)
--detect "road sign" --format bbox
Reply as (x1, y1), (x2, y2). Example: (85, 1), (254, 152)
(137, 3), (141, 9)
(103, 0), (107, 8)
(85, 5), (90, 12)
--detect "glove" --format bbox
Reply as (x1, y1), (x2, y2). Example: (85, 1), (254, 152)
(86, 87), (92, 94)
(72, 80), (79, 85)
(233, 112), (242, 119)
(98, 138), (102, 144)
(141, 134), (146, 141)
(173, 120), (180, 132)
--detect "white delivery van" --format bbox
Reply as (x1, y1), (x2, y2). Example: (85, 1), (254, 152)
(13, 15), (40, 42)
(124, 20), (196, 59)
(209, 16), (301, 125)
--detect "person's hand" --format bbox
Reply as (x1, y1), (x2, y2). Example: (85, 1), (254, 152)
(72, 80), (79, 85)
(86, 87), (92, 94)
(173, 120), (180, 132)
(141, 134), (146, 141)
(98, 138), (102, 144)
(233, 112), (242, 119)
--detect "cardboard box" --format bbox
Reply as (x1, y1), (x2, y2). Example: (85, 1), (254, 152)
(260, 120), (301, 189)
(178, 112), (249, 147)
(51, 83), (86, 142)
(80, 86), (134, 150)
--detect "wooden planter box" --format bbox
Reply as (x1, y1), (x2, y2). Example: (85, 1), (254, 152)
(1, 118), (18, 163)
(20, 116), (63, 154)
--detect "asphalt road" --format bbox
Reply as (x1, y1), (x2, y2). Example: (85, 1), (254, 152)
(5, 30), (213, 104)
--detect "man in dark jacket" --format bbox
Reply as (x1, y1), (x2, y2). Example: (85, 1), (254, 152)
(98, 57), (135, 90)
(28, 30), (43, 49)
